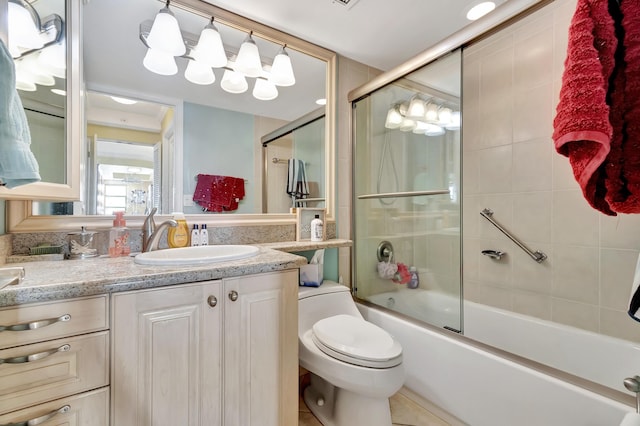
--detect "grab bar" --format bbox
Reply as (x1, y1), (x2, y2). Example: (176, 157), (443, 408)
(480, 208), (547, 263)
(358, 189), (450, 200)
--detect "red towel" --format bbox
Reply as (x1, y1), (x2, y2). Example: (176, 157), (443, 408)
(553, 0), (616, 215)
(193, 174), (245, 212)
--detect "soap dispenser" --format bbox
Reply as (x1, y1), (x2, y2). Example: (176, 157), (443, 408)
(109, 212), (130, 257)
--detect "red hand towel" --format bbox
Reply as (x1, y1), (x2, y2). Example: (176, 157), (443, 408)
(553, 0), (617, 215)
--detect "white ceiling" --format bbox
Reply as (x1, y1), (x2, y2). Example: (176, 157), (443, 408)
(203, 0), (508, 72)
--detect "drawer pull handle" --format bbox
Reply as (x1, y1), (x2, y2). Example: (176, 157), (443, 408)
(0, 314), (71, 332)
(0, 404), (70, 426)
(0, 344), (70, 365)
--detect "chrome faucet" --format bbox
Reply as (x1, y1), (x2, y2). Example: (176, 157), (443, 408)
(142, 207), (178, 252)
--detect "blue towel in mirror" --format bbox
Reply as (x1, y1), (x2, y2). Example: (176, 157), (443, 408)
(0, 40), (41, 188)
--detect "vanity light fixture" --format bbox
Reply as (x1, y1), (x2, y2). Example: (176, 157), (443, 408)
(143, 48), (178, 76)
(385, 94), (459, 137)
(253, 77), (279, 101)
(8, 0), (44, 53)
(192, 18), (228, 68)
(270, 46), (296, 87)
(384, 104), (403, 129)
(185, 59), (216, 85)
(406, 95), (426, 120)
(220, 68), (249, 94)
(145, 0), (186, 56)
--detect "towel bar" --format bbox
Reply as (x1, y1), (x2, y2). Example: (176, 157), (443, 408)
(480, 208), (547, 263)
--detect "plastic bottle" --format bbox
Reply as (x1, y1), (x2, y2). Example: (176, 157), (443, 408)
(109, 211), (130, 257)
(200, 224), (209, 246)
(408, 266), (419, 289)
(310, 214), (324, 242)
(168, 212), (190, 248)
(191, 224), (200, 247)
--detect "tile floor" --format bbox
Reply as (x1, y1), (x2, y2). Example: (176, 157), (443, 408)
(298, 391), (451, 426)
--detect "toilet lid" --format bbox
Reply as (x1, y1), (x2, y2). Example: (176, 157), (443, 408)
(311, 314), (402, 368)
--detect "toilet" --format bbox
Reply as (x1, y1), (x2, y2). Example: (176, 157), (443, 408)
(298, 281), (405, 426)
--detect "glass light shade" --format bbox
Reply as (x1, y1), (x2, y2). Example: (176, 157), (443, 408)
(438, 107), (453, 125)
(385, 107), (403, 129)
(399, 118), (417, 132)
(145, 6), (185, 56)
(15, 61), (37, 91)
(143, 48), (178, 76)
(407, 96), (425, 119)
(253, 78), (278, 100)
(21, 54), (55, 86)
(270, 48), (295, 86)
(220, 69), (248, 93)
(446, 111), (461, 130)
(424, 103), (439, 123)
(8, 2), (44, 50)
(51, 88), (66, 96)
(193, 23), (227, 68)
(235, 35), (262, 78)
(413, 121), (429, 134)
(425, 123), (445, 136)
(185, 59), (215, 85)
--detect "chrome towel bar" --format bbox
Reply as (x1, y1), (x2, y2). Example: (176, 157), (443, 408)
(480, 208), (547, 263)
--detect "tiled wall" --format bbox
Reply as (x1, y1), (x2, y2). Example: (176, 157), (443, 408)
(462, 0), (640, 342)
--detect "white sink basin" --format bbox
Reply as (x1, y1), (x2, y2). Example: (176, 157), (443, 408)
(134, 245), (260, 266)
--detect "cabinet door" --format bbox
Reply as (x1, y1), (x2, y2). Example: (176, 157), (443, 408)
(111, 281), (222, 426)
(223, 270), (298, 426)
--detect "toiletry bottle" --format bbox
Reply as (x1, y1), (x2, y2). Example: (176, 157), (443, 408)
(109, 211), (130, 257)
(191, 224), (200, 247)
(408, 266), (419, 289)
(200, 224), (209, 246)
(168, 212), (190, 248)
(310, 214), (324, 242)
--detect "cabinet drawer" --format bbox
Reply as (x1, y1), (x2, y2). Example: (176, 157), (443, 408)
(0, 296), (108, 350)
(0, 386), (109, 426)
(0, 331), (109, 414)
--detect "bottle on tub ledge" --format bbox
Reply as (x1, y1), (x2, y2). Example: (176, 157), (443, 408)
(408, 266), (419, 289)
(168, 212), (190, 248)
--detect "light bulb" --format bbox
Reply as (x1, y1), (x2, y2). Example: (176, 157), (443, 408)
(235, 33), (262, 78)
(193, 20), (227, 68)
(220, 68), (248, 93)
(143, 48), (178, 75)
(185, 59), (215, 85)
(145, 4), (185, 56)
(253, 78), (278, 100)
(270, 47), (295, 86)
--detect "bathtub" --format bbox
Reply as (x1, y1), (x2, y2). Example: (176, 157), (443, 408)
(362, 288), (635, 425)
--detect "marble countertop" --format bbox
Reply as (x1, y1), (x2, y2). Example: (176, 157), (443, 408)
(0, 239), (353, 307)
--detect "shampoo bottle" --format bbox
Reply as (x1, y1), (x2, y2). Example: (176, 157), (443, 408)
(310, 214), (324, 242)
(168, 212), (190, 248)
(408, 266), (419, 289)
(109, 211), (130, 257)
(191, 224), (200, 247)
(200, 224), (209, 246)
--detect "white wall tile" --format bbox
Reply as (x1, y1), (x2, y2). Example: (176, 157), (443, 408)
(512, 139), (552, 192)
(512, 191), (552, 243)
(600, 249), (638, 311)
(601, 214), (640, 250)
(513, 84), (553, 143)
(514, 27), (553, 91)
(551, 298), (599, 333)
(476, 145), (513, 194)
(552, 245), (599, 305)
(552, 145), (580, 190)
(511, 242), (553, 294)
(600, 308), (640, 342)
(552, 190), (599, 246)
(512, 290), (552, 320)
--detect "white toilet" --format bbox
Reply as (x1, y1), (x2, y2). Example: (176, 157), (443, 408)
(298, 281), (405, 426)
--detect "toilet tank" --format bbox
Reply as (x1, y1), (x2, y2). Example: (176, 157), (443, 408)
(298, 281), (363, 334)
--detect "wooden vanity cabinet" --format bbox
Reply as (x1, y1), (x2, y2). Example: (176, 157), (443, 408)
(0, 296), (110, 425)
(111, 270), (299, 426)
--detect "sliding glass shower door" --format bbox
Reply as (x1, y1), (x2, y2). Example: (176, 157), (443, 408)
(352, 50), (462, 332)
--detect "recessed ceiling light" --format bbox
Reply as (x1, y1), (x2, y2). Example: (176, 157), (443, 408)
(111, 95), (138, 105)
(315, 98), (327, 106)
(466, 1), (496, 21)
(51, 88), (66, 96)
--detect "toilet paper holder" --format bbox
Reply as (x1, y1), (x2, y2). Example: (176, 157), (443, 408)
(624, 376), (640, 413)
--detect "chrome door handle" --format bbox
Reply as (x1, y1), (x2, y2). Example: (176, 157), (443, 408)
(228, 290), (238, 302)
(0, 404), (70, 426)
(0, 344), (70, 365)
(0, 314), (71, 332)
(207, 295), (218, 307)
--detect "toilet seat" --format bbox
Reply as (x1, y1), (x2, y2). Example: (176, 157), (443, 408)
(311, 314), (402, 368)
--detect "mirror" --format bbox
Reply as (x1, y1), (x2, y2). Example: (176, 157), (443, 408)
(1, 0), (81, 200)
(8, 0), (336, 230)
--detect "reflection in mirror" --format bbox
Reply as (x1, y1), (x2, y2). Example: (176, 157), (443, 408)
(31, 0), (332, 218)
(11, 0), (66, 185)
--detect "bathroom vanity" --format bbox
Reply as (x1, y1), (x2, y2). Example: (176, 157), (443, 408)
(0, 247), (306, 426)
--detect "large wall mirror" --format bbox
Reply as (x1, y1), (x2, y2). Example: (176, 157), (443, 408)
(7, 0), (336, 231)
